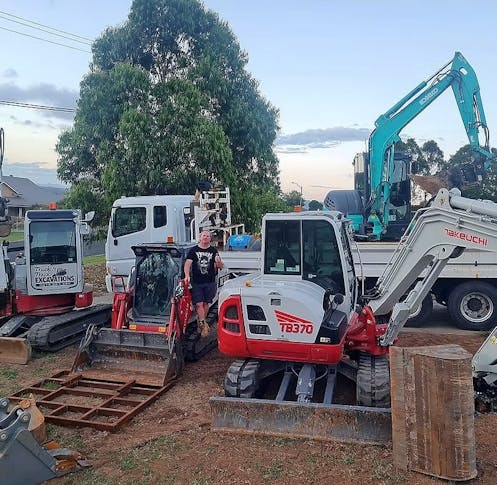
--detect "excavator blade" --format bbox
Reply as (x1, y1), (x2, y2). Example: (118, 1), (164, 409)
(210, 397), (392, 445)
(0, 337), (31, 364)
(72, 327), (183, 387)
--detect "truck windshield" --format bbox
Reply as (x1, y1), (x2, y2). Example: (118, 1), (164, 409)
(29, 220), (77, 265)
(112, 207), (146, 237)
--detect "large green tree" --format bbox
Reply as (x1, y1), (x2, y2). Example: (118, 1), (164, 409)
(57, 0), (280, 231)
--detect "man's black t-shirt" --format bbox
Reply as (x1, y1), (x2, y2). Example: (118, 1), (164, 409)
(186, 245), (218, 284)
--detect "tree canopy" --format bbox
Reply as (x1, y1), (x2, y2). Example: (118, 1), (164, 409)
(57, 0), (280, 231)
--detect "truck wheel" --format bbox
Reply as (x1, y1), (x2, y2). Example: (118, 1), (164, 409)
(224, 359), (260, 398)
(356, 352), (390, 407)
(448, 281), (497, 331)
(405, 294), (433, 328)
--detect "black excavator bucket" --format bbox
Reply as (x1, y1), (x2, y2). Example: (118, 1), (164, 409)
(71, 325), (184, 387)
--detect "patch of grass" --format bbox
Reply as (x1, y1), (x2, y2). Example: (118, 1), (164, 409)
(255, 462), (283, 480)
(0, 231), (23, 242)
(252, 435), (300, 448)
(191, 478), (210, 485)
(0, 368), (20, 394)
(342, 455), (356, 466)
(371, 461), (404, 483)
(120, 452), (139, 471)
(304, 454), (319, 464)
(40, 380), (59, 390)
(63, 469), (112, 485)
(117, 434), (188, 473)
(143, 434), (191, 458)
(84, 254), (105, 266)
(31, 351), (57, 363)
(0, 369), (18, 380)
(46, 424), (84, 451)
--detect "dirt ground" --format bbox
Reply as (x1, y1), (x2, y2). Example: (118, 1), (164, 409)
(1, 262), (497, 484)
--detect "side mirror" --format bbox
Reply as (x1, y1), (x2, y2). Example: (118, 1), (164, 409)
(84, 211), (95, 223)
(80, 222), (90, 236)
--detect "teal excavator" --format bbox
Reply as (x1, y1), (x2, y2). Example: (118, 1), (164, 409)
(325, 52), (495, 240)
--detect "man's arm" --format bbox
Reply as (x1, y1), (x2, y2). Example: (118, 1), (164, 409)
(184, 258), (193, 283)
(214, 250), (224, 270)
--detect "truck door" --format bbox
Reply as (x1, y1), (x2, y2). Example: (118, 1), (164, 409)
(107, 205), (148, 282)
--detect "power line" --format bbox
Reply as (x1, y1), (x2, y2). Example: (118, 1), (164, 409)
(0, 100), (75, 112)
(0, 13), (92, 46)
(0, 9), (93, 42)
(0, 25), (91, 53)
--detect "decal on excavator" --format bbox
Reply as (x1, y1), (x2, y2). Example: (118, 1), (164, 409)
(444, 228), (488, 246)
(275, 310), (313, 334)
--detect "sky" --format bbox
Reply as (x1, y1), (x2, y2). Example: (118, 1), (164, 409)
(0, 1), (497, 200)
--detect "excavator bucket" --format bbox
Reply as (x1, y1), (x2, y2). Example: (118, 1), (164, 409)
(210, 398), (391, 445)
(71, 326), (183, 387)
(0, 337), (31, 364)
(0, 397), (87, 484)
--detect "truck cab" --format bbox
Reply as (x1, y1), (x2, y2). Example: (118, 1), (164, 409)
(105, 195), (193, 292)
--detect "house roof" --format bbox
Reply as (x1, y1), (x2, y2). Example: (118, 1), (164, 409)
(1, 175), (66, 208)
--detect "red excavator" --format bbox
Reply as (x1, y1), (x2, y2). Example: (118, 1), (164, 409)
(212, 188), (497, 442)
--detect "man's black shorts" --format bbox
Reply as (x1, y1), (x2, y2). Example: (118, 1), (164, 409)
(191, 282), (217, 305)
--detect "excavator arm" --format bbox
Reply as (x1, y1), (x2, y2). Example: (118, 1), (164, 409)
(364, 188), (497, 345)
(368, 52), (494, 238)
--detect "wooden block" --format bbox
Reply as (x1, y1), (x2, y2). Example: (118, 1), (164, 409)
(390, 344), (477, 481)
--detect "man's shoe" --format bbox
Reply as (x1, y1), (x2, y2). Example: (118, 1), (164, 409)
(200, 320), (210, 338)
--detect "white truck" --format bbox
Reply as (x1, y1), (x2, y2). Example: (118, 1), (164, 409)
(105, 187), (246, 292)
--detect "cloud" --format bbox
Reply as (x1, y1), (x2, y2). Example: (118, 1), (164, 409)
(3, 69), (18, 79)
(0, 82), (77, 121)
(276, 127), (371, 148)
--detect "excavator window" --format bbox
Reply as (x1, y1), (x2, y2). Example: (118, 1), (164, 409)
(303, 220), (345, 294)
(264, 220), (301, 274)
(29, 220), (77, 265)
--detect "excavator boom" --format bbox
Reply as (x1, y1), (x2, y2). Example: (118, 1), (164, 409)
(365, 188), (497, 345)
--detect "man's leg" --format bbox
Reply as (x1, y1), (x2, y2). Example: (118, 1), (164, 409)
(196, 302), (206, 321)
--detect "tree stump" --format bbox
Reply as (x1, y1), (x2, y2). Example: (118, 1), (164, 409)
(390, 344), (477, 481)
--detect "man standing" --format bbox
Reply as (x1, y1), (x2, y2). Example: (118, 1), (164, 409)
(184, 231), (223, 337)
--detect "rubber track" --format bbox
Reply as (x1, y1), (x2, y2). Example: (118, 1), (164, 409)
(27, 303), (112, 352)
(184, 304), (218, 362)
(356, 352), (390, 407)
(224, 359), (260, 398)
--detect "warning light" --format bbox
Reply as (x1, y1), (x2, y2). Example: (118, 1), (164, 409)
(167, 236), (174, 243)
(49, 202), (57, 210)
